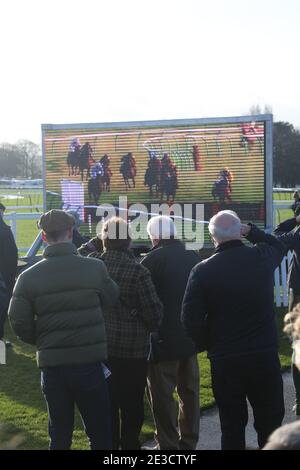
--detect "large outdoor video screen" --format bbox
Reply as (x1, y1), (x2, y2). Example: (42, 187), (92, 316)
(42, 117), (270, 247)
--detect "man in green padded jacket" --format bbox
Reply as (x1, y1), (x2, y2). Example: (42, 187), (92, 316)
(8, 209), (119, 450)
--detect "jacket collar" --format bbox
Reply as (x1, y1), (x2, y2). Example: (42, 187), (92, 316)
(43, 242), (78, 258)
(150, 238), (183, 251)
(214, 239), (244, 254)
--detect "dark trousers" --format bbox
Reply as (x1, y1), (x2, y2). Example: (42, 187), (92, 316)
(210, 350), (284, 450)
(107, 357), (148, 450)
(289, 289), (300, 408)
(41, 362), (111, 450)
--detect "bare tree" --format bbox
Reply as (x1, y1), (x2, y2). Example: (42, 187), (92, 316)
(0, 143), (24, 177)
(16, 140), (42, 179)
(249, 104), (273, 116)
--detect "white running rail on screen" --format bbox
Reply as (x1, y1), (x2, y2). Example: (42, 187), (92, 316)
(2, 209), (293, 308)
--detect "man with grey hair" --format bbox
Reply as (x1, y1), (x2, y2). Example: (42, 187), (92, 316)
(182, 210), (286, 450)
(141, 215), (200, 450)
(208, 209), (242, 244)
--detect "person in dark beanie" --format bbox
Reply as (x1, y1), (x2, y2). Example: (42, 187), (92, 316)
(92, 217), (163, 450)
(0, 202), (18, 342)
(8, 209), (119, 450)
(291, 191), (300, 217)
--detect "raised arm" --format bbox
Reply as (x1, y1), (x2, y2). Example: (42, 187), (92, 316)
(243, 223), (286, 270)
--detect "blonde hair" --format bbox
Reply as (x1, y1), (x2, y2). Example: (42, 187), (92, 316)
(284, 304), (300, 370)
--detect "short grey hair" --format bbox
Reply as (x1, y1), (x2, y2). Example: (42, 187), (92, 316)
(208, 210), (241, 243)
(263, 421), (300, 450)
(147, 215), (177, 240)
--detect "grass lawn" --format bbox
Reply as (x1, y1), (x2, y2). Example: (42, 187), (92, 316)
(0, 308), (291, 450)
(0, 189), (42, 255)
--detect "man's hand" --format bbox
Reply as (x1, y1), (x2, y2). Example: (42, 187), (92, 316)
(240, 224), (251, 237)
(296, 215), (300, 224)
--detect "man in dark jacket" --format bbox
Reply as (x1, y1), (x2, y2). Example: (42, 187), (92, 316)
(182, 210), (285, 450)
(141, 215), (200, 450)
(0, 203), (18, 340)
(274, 214), (300, 416)
(8, 209), (119, 450)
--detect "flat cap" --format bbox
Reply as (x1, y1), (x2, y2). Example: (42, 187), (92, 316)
(38, 209), (75, 232)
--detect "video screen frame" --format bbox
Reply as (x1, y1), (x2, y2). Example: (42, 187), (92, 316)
(41, 114), (273, 248)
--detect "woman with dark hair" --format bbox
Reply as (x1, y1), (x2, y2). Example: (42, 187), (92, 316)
(92, 217), (163, 450)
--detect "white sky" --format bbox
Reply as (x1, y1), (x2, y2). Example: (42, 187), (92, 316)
(0, 0), (299, 144)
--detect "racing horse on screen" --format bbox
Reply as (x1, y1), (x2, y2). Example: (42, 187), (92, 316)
(79, 142), (94, 181)
(67, 138), (81, 176)
(120, 153), (137, 190)
(100, 154), (112, 192)
(160, 153), (178, 203)
(88, 161), (105, 205)
(144, 152), (162, 196)
(212, 168), (233, 203)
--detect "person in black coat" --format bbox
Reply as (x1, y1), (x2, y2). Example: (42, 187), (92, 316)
(0, 203), (18, 340)
(274, 214), (300, 416)
(182, 210), (285, 450)
(141, 215), (200, 450)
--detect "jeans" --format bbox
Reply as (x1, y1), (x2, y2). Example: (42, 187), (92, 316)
(41, 362), (112, 450)
(210, 350), (284, 450)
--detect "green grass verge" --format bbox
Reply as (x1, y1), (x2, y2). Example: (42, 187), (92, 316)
(0, 308), (291, 450)
(0, 189), (42, 255)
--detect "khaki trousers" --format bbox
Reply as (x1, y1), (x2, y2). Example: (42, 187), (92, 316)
(147, 355), (200, 450)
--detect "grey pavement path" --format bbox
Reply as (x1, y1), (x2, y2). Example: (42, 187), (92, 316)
(142, 371), (297, 450)
(196, 371), (297, 450)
